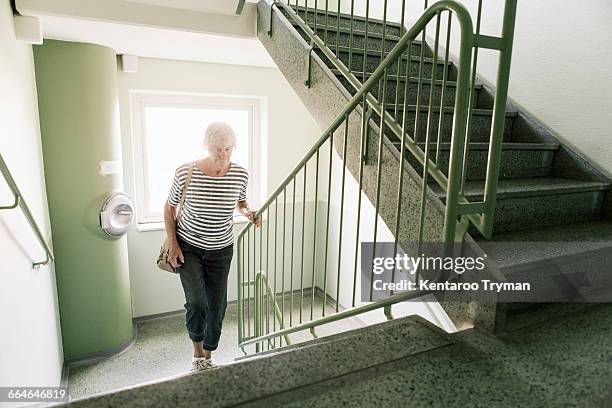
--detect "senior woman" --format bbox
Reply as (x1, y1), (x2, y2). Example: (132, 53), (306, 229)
(164, 122), (260, 372)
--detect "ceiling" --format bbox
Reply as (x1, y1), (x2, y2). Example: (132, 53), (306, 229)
(39, 14), (277, 68)
(123, 0), (245, 15)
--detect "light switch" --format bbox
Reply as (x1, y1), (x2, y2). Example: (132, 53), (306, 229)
(99, 160), (122, 176)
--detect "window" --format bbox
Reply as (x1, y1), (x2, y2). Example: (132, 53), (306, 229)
(130, 91), (263, 226)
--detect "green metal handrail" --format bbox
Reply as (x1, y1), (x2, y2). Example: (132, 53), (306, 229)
(0, 152), (54, 269)
(238, 0), (484, 352)
(273, 0), (516, 240)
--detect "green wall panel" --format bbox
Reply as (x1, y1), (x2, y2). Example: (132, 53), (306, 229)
(34, 40), (133, 360)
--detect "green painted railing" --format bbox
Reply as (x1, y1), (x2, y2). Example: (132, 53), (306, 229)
(243, 271), (292, 352)
(238, 0), (516, 353)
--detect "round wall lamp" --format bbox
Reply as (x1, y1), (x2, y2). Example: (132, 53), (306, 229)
(100, 192), (135, 238)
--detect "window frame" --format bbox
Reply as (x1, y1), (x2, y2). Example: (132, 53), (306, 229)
(130, 90), (262, 227)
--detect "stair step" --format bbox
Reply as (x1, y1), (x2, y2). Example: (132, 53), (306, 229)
(319, 47), (454, 80)
(479, 219), (612, 264)
(433, 177), (609, 233)
(62, 316), (450, 406)
(400, 106), (515, 142)
(332, 69), (472, 87)
(292, 21), (429, 56)
(418, 142), (559, 151)
(501, 303), (606, 333)
(289, 5), (405, 37)
(459, 177), (609, 200)
(370, 105), (516, 142)
(474, 220), (612, 331)
(392, 141), (558, 181)
(332, 68), (482, 108)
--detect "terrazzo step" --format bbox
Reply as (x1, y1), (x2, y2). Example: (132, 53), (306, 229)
(65, 316), (450, 407)
(291, 21), (428, 56)
(235, 317), (374, 362)
(370, 105), (516, 142)
(392, 141), (558, 181)
(332, 68), (481, 108)
(475, 220), (612, 332)
(316, 46), (454, 80)
(289, 5), (405, 37)
(500, 303), (606, 333)
(241, 307), (612, 408)
(433, 177), (610, 234)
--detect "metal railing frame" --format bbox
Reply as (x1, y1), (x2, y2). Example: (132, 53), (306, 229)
(245, 271), (292, 352)
(238, 0), (516, 351)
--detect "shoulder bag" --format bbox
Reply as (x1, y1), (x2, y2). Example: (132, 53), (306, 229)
(156, 162), (194, 273)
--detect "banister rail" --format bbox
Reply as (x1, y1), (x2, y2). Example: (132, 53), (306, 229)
(238, 0), (486, 353)
(0, 152), (54, 269)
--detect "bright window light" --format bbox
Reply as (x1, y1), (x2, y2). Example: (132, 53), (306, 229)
(131, 92), (262, 225)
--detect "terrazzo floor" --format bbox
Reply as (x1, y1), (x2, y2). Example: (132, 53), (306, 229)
(237, 303), (612, 407)
(67, 291), (362, 401)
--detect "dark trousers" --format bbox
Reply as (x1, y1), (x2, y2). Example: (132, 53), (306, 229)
(177, 238), (233, 351)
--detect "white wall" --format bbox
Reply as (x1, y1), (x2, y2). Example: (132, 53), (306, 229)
(319, 147), (453, 330)
(0, 0), (64, 393)
(323, 0), (612, 176)
(463, 0), (612, 176)
(117, 57), (323, 317)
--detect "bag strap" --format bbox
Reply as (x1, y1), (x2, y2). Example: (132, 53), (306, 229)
(175, 162), (194, 221)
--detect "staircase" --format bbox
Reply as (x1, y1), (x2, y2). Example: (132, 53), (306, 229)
(247, 0), (612, 341)
(59, 1), (612, 406)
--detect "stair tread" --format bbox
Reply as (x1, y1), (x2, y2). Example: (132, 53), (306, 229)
(330, 68), (474, 88)
(433, 177), (610, 200)
(481, 219), (612, 244)
(329, 45), (448, 64)
(292, 21), (412, 43)
(502, 303), (606, 332)
(391, 141), (560, 151)
(388, 104), (517, 117)
(290, 5), (405, 30)
(475, 220), (612, 283)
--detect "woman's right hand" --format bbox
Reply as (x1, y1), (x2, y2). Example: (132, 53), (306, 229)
(168, 240), (185, 269)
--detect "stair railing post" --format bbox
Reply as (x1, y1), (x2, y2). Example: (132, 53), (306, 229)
(237, 235), (243, 344)
(305, 44), (314, 88)
(255, 271), (262, 353)
(443, 3), (475, 244)
(481, 0), (517, 239)
(460, 0), (483, 195)
(362, 105), (373, 164)
(268, 0), (277, 37)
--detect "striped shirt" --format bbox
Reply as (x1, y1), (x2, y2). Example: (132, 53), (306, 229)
(167, 162), (249, 250)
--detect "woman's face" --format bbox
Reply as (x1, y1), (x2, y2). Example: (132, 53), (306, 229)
(208, 141), (234, 165)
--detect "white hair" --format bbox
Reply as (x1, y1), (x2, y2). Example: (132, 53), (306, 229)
(204, 122), (236, 150)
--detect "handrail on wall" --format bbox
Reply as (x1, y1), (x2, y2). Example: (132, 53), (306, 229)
(0, 152), (54, 269)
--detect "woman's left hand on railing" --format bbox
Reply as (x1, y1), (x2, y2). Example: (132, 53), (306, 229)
(246, 210), (262, 228)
